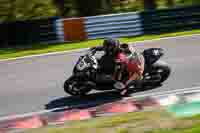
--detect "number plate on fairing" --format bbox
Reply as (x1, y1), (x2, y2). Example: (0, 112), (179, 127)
(76, 57), (89, 71)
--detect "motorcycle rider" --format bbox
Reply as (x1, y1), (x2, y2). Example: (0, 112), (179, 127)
(90, 39), (145, 95)
(90, 38), (121, 84)
(115, 43), (145, 95)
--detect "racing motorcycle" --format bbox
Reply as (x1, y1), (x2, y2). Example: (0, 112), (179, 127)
(63, 48), (171, 96)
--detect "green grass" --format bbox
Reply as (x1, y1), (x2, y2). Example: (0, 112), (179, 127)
(1, 29), (200, 60)
(26, 110), (200, 133)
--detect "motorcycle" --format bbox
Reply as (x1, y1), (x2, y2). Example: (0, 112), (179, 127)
(63, 47), (171, 96)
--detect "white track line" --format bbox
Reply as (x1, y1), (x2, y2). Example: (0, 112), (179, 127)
(128, 86), (200, 99)
(0, 34), (199, 62)
(0, 48), (90, 62)
(0, 86), (200, 122)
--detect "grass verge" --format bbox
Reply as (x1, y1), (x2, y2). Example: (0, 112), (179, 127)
(1, 29), (200, 60)
(26, 109), (200, 133)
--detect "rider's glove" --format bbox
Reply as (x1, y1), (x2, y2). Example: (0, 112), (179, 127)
(114, 82), (126, 90)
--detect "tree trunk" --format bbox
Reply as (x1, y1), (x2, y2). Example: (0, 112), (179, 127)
(143, 0), (157, 10)
(166, 0), (175, 8)
(7, 0), (17, 21)
(75, 0), (112, 16)
(53, 0), (65, 16)
(101, 0), (112, 13)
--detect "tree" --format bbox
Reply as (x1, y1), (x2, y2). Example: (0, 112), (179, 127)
(0, 0), (57, 22)
(53, 0), (65, 16)
(143, 0), (157, 10)
(166, 0), (175, 7)
(53, 0), (76, 17)
(52, 0), (113, 17)
(75, 0), (112, 16)
(0, 0), (16, 22)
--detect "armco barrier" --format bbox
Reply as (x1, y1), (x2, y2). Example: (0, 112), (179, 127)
(83, 5), (200, 40)
(84, 12), (143, 39)
(141, 5), (200, 34)
(63, 18), (87, 41)
(54, 19), (65, 43)
(1, 5), (200, 46)
(0, 17), (59, 47)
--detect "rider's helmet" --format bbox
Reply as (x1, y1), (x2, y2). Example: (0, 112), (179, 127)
(120, 43), (138, 59)
(103, 38), (120, 55)
(120, 43), (132, 55)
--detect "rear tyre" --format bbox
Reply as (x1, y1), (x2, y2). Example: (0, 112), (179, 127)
(63, 76), (91, 96)
(157, 65), (171, 83)
(151, 61), (171, 84)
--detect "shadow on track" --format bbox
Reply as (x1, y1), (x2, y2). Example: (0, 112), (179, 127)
(45, 85), (162, 112)
(45, 90), (122, 112)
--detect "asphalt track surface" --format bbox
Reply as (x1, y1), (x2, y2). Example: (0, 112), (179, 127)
(1, 35), (200, 117)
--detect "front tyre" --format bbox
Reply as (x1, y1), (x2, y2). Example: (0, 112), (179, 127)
(63, 76), (91, 96)
(152, 60), (171, 84)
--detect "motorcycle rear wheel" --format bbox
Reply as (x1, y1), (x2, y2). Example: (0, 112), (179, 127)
(147, 62), (171, 85)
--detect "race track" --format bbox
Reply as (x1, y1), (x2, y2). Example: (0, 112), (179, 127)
(1, 35), (200, 117)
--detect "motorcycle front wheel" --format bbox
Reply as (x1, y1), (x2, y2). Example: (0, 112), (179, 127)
(63, 76), (92, 96)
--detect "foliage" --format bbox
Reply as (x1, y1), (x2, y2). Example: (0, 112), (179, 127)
(53, 0), (77, 17)
(1, 0), (200, 22)
(0, 0), (57, 22)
